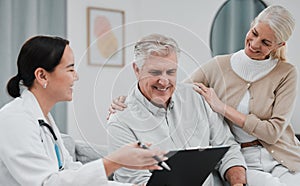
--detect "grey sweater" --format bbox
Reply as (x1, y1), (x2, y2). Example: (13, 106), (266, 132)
(107, 83), (246, 184)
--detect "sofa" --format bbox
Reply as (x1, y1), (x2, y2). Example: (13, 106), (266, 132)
(61, 133), (107, 164)
(61, 134), (116, 180)
(62, 133), (300, 164)
(61, 133), (300, 184)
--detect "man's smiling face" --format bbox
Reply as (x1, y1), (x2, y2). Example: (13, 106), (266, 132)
(134, 51), (177, 108)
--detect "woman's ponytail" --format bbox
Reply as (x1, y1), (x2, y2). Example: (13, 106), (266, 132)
(6, 75), (21, 98)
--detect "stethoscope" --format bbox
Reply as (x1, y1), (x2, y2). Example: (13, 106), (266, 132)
(38, 119), (64, 171)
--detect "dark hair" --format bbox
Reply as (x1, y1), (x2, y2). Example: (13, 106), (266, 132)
(6, 35), (69, 98)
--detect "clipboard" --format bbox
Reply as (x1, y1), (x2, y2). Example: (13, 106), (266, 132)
(147, 146), (230, 186)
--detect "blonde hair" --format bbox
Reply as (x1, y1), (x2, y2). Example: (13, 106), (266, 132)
(133, 34), (180, 68)
(251, 5), (295, 62)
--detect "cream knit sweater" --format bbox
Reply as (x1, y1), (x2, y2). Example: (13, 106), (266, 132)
(186, 53), (300, 172)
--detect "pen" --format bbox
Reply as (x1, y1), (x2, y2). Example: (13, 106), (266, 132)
(137, 141), (171, 171)
(128, 128), (171, 171)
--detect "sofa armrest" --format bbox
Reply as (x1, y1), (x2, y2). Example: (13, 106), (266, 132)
(61, 133), (76, 161)
(61, 133), (107, 164)
(75, 140), (108, 164)
(74, 141), (114, 180)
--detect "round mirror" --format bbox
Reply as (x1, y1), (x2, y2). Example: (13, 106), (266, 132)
(210, 0), (267, 57)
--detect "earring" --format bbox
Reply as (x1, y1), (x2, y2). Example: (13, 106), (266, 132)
(43, 83), (47, 89)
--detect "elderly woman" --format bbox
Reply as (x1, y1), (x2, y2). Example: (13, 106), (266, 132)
(189, 5), (300, 186)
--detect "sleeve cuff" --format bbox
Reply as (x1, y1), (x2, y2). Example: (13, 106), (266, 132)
(243, 114), (258, 134)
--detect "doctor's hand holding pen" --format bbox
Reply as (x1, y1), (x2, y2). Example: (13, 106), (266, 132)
(102, 142), (168, 177)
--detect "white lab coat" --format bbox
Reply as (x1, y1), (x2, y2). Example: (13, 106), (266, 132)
(0, 89), (131, 186)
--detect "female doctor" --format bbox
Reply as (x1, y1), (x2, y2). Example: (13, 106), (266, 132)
(0, 35), (166, 186)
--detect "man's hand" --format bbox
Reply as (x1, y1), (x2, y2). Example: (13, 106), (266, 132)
(225, 166), (246, 186)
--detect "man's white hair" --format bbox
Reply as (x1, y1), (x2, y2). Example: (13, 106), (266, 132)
(133, 33), (180, 69)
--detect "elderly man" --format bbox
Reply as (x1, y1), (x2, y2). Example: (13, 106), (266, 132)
(107, 34), (247, 186)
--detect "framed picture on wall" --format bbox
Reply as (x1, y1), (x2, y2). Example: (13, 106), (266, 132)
(87, 7), (125, 67)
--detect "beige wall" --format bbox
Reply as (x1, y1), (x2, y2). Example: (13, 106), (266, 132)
(67, 0), (300, 145)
